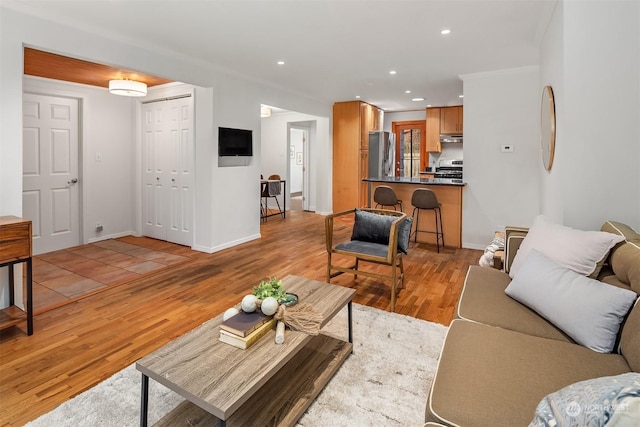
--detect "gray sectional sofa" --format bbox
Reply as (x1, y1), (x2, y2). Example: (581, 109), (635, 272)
(426, 220), (640, 426)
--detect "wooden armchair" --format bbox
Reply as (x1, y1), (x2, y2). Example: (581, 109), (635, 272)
(325, 208), (411, 312)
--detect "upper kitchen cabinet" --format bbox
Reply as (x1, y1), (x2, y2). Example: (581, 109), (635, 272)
(333, 100), (382, 212)
(440, 106), (464, 134)
(426, 108), (442, 153)
(359, 102), (382, 149)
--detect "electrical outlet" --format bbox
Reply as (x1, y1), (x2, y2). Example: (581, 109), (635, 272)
(95, 222), (103, 232)
(95, 152), (102, 162)
(501, 145), (514, 153)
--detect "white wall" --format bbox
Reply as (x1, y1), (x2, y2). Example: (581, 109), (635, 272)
(289, 128), (304, 194)
(538, 0), (565, 223)
(383, 110), (425, 130)
(461, 67), (541, 248)
(539, 0), (640, 231)
(260, 111), (330, 214)
(0, 7), (332, 307)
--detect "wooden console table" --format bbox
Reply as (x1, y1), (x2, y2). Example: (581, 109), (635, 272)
(0, 216), (33, 335)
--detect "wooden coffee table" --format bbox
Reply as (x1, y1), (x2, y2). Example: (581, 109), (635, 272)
(136, 275), (355, 427)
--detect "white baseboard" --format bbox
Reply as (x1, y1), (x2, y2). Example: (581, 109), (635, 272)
(192, 233), (261, 254)
(462, 242), (487, 250)
(87, 230), (135, 244)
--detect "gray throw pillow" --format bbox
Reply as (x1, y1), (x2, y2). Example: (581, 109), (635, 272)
(505, 249), (638, 353)
(351, 209), (411, 255)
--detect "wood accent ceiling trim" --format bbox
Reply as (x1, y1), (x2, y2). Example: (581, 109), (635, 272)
(24, 47), (173, 89)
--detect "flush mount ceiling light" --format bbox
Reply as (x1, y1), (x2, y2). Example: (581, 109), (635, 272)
(260, 105), (272, 118)
(109, 79), (147, 97)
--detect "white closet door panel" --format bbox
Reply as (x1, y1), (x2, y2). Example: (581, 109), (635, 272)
(141, 95), (193, 246)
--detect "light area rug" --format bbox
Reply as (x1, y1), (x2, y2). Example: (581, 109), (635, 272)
(25, 303), (447, 427)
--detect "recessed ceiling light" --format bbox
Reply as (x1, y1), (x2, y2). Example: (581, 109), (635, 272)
(459, 94), (464, 98)
(277, 61), (285, 65)
(405, 90), (411, 94)
(427, 104), (432, 107)
(411, 97), (425, 102)
(355, 95), (361, 99)
(441, 29), (451, 35)
(389, 70), (397, 75)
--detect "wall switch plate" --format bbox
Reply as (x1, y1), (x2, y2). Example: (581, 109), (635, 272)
(501, 145), (514, 153)
(95, 152), (102, 162)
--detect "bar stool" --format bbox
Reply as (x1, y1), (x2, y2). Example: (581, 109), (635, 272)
(411, 188), (444, 252)
(374, 186), (403, 211)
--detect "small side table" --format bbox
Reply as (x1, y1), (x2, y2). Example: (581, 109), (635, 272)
(0, 216), (33, 336)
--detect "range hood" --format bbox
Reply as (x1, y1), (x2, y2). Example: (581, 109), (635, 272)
(440, 134), (463, 143)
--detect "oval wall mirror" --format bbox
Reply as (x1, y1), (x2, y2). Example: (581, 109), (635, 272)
(540, 85), (556, 171)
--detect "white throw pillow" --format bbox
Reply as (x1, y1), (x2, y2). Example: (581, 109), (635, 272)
(509, 215), (625, 279)
(505, 250), (637, 353)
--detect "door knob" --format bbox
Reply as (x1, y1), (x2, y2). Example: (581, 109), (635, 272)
(67, 178), (78, 185)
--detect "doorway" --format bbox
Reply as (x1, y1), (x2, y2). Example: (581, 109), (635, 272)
(392, 120), (426, 178)
(22, 93), (81, 255)
(289, 127), (307, 211)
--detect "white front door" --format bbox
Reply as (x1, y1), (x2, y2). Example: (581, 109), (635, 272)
(22, 93), (80, 255)
(142, 96), (194, 246)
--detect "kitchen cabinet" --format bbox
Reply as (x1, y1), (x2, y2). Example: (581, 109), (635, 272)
(426, 108), (442, 153)
(440, 106), (463, 134)
(359, 150), (369, 208)
(333, 100), (382, 212)
(360, 103), (380, 149)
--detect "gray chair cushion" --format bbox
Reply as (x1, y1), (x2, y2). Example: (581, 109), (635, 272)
(336, 240), (390, 258)
(351, 209), (412, 254)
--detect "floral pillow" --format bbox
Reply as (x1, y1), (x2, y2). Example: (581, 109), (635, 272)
(529, 373), (640, 427)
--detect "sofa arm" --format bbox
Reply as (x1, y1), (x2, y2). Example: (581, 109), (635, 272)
(504, 226), (528, 274)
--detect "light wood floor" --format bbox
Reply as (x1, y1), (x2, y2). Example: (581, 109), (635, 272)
(0, 211), (481, 426)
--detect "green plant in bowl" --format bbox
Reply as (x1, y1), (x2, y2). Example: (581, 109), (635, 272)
(253, 277), (286, 301)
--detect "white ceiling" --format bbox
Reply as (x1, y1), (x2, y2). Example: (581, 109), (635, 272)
(6, 0), (557, 111)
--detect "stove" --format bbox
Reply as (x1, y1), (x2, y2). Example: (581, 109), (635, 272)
(434, 159), (463, 179)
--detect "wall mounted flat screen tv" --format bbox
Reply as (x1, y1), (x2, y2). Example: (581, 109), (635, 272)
(218, 127), (253, 156)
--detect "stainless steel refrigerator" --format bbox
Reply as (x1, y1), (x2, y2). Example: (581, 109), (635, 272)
(368, 131), (396, 178)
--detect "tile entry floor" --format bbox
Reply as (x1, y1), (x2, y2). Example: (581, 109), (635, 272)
(32, 237), (193, 313)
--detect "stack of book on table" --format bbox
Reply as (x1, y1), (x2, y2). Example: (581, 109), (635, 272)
(219, 310), (276, 349)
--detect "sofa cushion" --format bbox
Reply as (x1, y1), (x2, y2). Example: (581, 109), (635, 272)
(426, 320), (632, 427)
(505, 250), (638, 353)
(456, 266), (572, 342)
(530, 372), (640, 427)
(621, 300), (640, 372)
(509, 215), (624, 279)
(601, 221), (640, 293)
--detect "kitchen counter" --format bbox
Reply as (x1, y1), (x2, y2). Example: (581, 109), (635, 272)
(362, 177), (466, 248)
(364, 177), (466, 186)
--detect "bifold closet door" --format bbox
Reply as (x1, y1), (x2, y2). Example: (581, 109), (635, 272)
(142, 96), (194, 246)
